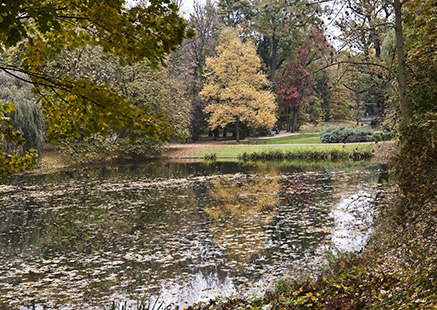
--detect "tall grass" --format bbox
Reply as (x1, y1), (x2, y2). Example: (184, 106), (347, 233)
(238, 148), (372, 161)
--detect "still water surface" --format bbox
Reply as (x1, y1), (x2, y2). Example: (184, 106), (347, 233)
(0, 161), (390, 309)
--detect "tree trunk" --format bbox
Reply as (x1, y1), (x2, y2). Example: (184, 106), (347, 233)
(191, 61), (201, 141)
(235, 117), (240, 143)
(376, 95), (385, 128)
(374, 37), (381, 59)
(292, 106), (299, 132)
(394, 0), (410, 118)
(286, 106), (291, 131)
(271, 31), (279, 85)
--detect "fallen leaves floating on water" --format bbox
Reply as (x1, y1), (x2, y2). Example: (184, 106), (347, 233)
(0, 162), (392, 309)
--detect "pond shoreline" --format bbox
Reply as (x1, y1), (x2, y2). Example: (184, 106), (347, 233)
(25, 141), (397, 177)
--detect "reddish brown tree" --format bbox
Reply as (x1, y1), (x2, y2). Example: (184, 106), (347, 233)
(275, 28), (330, 132)
(275, 62), (313, 132)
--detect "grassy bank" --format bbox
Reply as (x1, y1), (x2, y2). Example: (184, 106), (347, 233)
(245, 134), (321, 144)
(237, 148), (371, 160)
(195, 144), (374, 160)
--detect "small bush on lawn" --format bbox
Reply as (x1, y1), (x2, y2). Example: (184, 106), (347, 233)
(320, 126), (351, 143)
(320, 126), (391, 143)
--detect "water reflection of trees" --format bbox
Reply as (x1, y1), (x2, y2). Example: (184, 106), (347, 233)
(0, 162), (388, 308)
(203, 169), (374, 265)
(270, 172), (333, 257)
(205, 174), (280, 263)
(269, 168), (386, 259)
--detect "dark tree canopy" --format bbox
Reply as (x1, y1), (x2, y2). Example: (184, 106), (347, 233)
(0, 0), (195, 178)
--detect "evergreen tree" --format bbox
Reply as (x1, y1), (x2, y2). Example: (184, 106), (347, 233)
(254, 0), (322, 83)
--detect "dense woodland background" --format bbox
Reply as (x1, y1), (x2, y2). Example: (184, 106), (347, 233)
(1, 0), (433, 153)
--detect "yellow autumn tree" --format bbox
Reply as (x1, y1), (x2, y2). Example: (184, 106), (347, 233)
(200, 28), (277, 142)
(204, 174), (279, 262)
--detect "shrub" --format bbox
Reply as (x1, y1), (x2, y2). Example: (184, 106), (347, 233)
(371, 131), (392, 142)
(370, 131), (383, 142)
(346, 135), (369, 143)
(320, 126), (351, 143)
(320, 126), (391, 143)
(394, 112), (437, 212)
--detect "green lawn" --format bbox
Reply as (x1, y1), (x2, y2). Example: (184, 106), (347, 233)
(192, 143), (374, 158)
(246, 133), (321, 144)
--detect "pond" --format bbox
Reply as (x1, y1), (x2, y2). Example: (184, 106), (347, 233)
(0, 160), (391, 309)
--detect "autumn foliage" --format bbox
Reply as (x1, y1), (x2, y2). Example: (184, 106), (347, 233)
(275, 28), (330, 132)
(200, 28), (277, 142)
(0, 0), (194, 178)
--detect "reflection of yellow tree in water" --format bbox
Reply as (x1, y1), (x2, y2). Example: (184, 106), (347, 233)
(205, 174), (279, 262)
